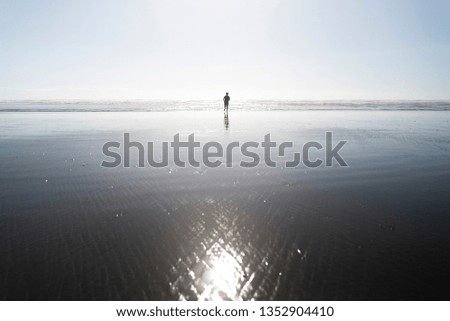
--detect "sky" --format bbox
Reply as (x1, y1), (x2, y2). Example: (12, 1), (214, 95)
(0, 0), (449, 100)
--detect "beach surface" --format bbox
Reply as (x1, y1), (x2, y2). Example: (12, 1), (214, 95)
(1, 110), (449, 300)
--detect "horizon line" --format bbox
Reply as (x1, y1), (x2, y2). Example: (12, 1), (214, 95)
(1, 98), (450, 103)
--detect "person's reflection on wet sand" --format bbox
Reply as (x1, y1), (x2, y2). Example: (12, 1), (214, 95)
(224, 113), (229, 130)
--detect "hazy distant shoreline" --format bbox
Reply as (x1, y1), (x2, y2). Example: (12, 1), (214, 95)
(1, 100), (450, 112)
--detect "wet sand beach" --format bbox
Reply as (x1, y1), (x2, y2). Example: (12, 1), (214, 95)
(0, 110), (449, 300)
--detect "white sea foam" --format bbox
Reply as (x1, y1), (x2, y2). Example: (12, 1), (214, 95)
(0, 100), (449, 112)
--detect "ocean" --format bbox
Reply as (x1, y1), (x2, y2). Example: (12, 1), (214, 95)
(1, 100), (450, 112)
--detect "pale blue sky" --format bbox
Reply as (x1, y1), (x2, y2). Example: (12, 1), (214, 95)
(0, 0), (449, 100)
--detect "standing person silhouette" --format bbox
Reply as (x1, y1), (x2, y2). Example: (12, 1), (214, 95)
(223, 92), (230, 113)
